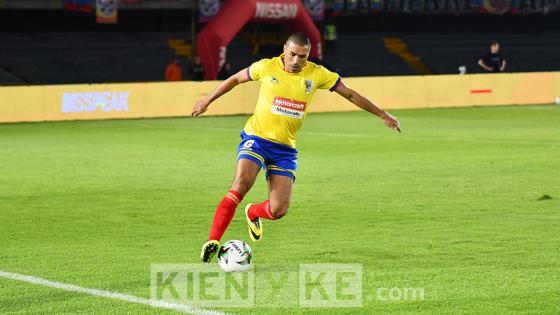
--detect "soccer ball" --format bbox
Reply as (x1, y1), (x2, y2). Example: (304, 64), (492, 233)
(217, 240), (253, 272)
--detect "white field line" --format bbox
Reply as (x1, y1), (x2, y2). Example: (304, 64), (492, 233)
(0, 270), (231, 315)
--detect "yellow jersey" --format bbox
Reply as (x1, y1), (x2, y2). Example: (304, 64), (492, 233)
(243, 54), (340, 148)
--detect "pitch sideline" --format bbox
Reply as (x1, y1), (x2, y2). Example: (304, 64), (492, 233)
(0, 270), (231, 315)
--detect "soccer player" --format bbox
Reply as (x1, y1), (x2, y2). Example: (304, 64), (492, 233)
(193, 33), (401, 262)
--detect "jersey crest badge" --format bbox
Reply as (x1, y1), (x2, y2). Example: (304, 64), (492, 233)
(304, 80), (314, 94)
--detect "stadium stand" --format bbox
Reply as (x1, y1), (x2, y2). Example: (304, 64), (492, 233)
(403, 33), (560, 74)
(2, 9), (560, 84)
(0, 32), (186, 84)
(0, 29), (415, 85)
(0, 67), (24, 84)
(224, 32), (416, 77)
(324, 34), (417, 77)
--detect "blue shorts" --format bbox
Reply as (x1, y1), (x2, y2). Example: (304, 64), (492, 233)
(237, 131), (298, 181)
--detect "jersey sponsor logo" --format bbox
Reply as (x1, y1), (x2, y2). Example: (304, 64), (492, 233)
(304, 80), (314, 94)
(271, 97), (307, 119)
(255, 2), (298, 19)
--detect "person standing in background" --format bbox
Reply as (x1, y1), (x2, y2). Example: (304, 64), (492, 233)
(191, 56), (206, 81)
(165, 59), (183, 81)
(478, 42), (506, 72)
(324, 21), (337, 54)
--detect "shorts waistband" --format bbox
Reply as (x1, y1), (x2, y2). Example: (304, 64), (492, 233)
(241, 131), (298, 152)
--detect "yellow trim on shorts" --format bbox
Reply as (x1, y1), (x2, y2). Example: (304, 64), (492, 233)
(238, 150), (265, 165)
(265, 165), (296, 176)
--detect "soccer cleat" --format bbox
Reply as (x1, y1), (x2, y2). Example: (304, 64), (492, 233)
(245, 203), (263, 242)
(200, 240), (220, 263)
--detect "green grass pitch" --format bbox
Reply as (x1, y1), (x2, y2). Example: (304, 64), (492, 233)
(1, 105), (559, 314)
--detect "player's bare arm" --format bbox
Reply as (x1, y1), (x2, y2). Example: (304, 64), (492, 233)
(191, 68), (251, 116)
(334, 81), (401, 133)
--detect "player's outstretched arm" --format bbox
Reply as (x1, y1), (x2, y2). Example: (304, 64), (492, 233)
(191, 68), (251, 116)
(334, 81), (401, 133)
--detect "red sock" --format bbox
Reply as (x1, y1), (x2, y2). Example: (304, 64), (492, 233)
(208, 190), (243, 241)
(248, 200), (275, 221)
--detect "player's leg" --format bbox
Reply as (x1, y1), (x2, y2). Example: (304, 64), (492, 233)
(201, 158), (260, 262)
(267, 174), (293, 218)
(230, 158), (261, 196)
(244, 173), (293, 242)
(246, 173), (292, 219)
(245, 147), (296, 240)
(208, 158), (261, 240)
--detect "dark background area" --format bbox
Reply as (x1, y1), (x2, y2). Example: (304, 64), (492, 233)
(1, 8), (560, 84)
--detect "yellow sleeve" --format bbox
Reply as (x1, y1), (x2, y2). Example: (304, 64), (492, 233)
(317, 65), (341, 91)
(247, 59), (267, 81)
